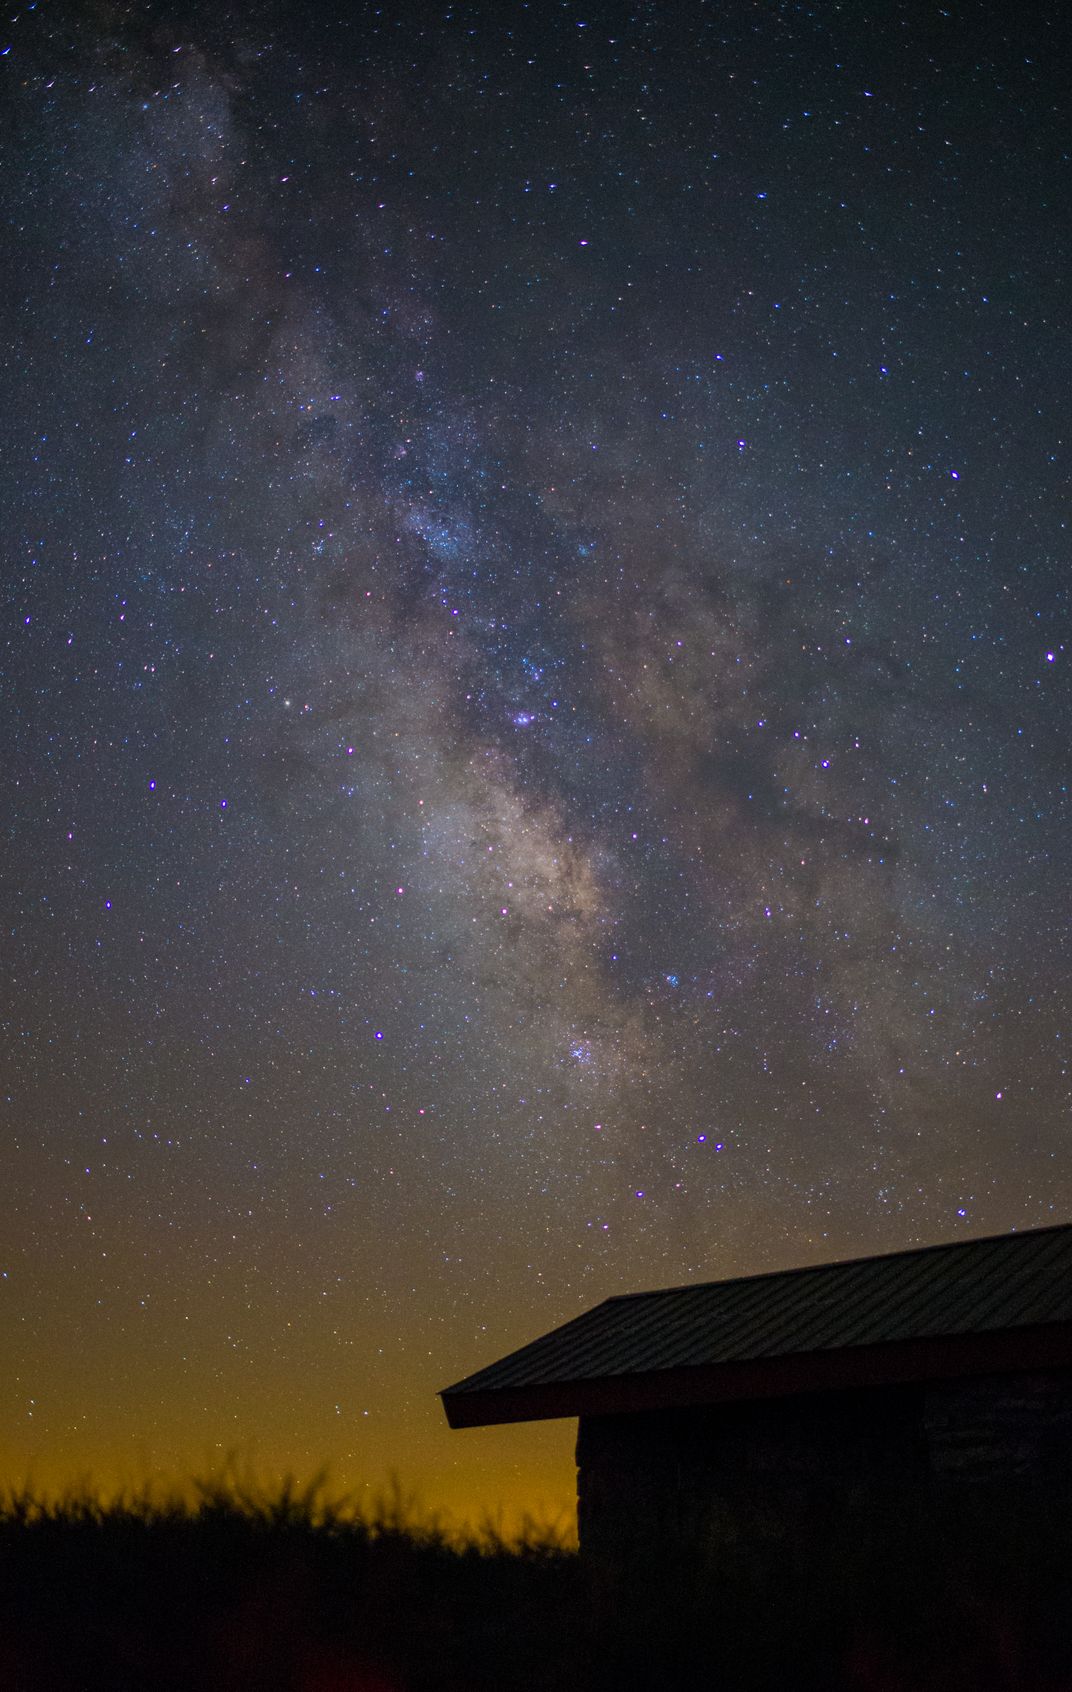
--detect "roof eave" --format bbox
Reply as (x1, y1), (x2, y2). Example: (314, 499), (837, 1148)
(441, 1320), (1072, 1428)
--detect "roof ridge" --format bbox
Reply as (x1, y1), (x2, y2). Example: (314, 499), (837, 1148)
(441, 1220), (1072, 1423)
(598, 1219), (1072, 1306)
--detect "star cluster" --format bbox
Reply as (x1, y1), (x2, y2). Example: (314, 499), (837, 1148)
(1, 0), (1068, 1526)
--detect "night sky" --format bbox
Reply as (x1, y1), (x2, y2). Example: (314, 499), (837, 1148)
(2, 0), (1069, 1530)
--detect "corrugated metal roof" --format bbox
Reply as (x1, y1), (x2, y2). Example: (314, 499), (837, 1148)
(441, 1223), (1072, 1416)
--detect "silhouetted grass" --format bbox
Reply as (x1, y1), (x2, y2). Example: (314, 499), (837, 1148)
(1, 1470), (1069, 1690)
(0, 1468), (580, 1692)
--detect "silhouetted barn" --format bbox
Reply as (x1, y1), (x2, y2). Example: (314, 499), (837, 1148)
(441, 1225), (1072, 1572)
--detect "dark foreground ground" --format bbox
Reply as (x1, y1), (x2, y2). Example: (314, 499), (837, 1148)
(1, 1477), (1070, 1691)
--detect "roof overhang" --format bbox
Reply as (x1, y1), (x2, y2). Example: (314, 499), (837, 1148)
(441, 1320), (1072, 1428)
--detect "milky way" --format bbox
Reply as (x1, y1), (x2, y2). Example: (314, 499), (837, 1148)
(2, 0), (1068, 1523)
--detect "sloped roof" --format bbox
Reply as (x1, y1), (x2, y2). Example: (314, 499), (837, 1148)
(441, 1222), (1072, 1427)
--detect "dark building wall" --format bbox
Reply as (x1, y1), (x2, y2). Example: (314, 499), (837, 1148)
(575, 1368), (1072, 1570)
